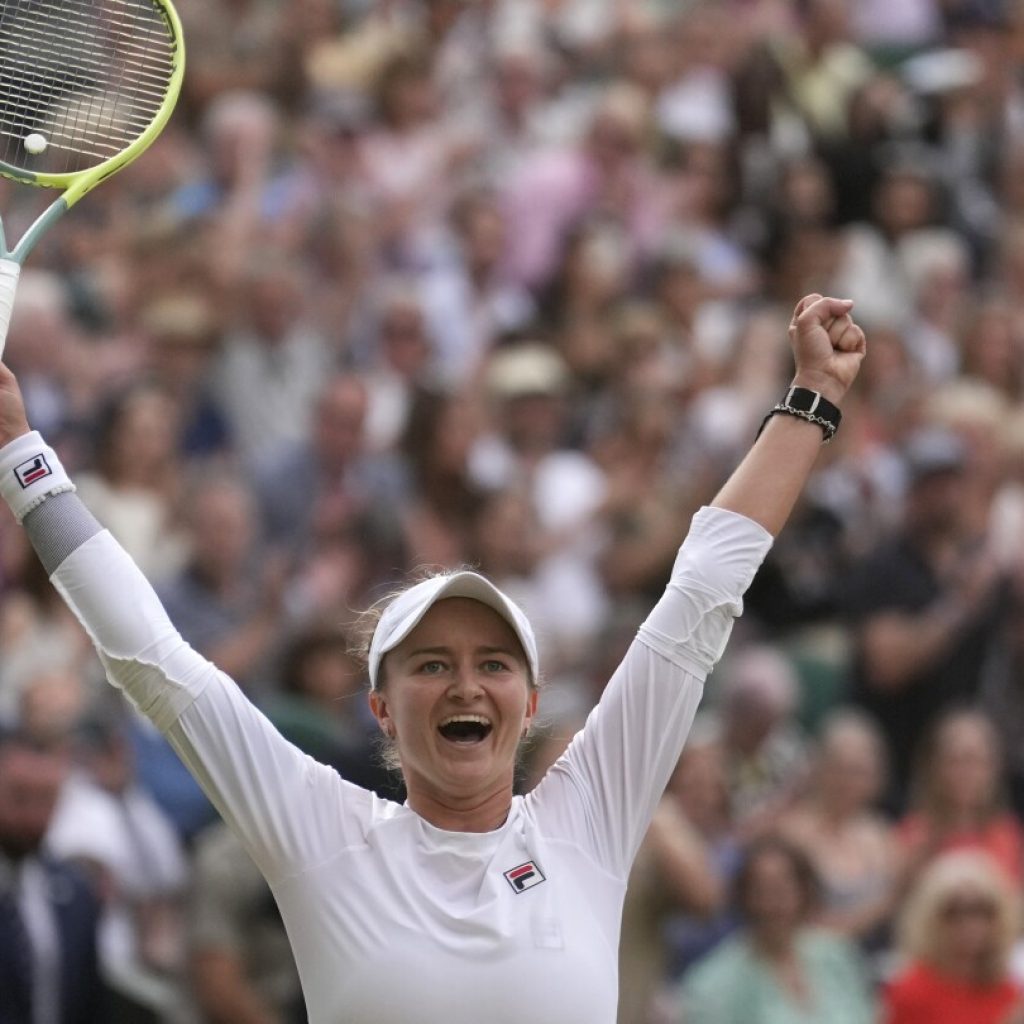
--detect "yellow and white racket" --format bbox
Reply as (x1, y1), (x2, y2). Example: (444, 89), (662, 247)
(0, 0), (185, 355)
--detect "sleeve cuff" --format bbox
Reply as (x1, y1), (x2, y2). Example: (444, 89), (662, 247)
(0, 431), (76, 524)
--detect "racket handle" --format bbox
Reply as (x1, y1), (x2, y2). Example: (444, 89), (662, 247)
(0, 259), (20, 360)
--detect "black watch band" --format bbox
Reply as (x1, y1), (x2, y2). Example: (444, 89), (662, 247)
(757, 386), (842, 444)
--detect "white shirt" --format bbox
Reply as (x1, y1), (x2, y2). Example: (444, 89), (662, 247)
(47, 505), (772, 1024)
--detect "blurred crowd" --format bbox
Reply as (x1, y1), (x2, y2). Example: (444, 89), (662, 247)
(4, 0), (1024, 1021)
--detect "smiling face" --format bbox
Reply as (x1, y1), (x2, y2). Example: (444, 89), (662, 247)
(369, 598), (538, 830)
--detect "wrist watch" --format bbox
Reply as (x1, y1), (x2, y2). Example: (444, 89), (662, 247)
(757, 386), (842, 444)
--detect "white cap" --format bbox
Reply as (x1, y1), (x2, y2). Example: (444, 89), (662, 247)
(367, 572), (539, 689)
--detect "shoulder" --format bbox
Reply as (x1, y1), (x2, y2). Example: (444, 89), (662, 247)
(800, 928), (863, 966)
(685, 934), (752, 987)
(883, 961), (937, 1006)
(40, 855), (101, 915)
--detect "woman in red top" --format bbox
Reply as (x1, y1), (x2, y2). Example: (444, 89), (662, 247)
(899, 709), (1023, 883)
(883, 850), (1023, 1024)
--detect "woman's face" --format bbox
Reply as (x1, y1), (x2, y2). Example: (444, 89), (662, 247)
(817, 726), (882, 816)
(743, 849), (805, 936)
(935, 717), (998, 813)
(670, 742), (730, 830)
(111, 390), (178, 473)
(370, 598), (537, 809)
(937, 886), (1001, 975)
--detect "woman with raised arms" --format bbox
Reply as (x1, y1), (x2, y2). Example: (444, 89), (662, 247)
(0, 293), (865, 1023)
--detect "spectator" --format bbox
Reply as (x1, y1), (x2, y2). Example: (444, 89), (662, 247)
(75, 382), (188, 584)
(676, 836), (874, 1024)
(716, 645), (809, 836)
(210, 255), (332, 466)
(139, 293), (232, 458)
(501, 81), (665, 290)
(0, 729), (105, 1023)
(662, 714), (743, 978)
(47, 714), (190, 1022)
(845, 427), (1006, 809)
(189, 822), (306, 1024)
(473, 342), (609, 671)
(883, 851), (1023, 1024)
(253, 372), (407, 567)
(780, 710), (898, 947)
(899, 708), (1024, 885)
(359, 283), (437, 454)
(149, 473), (282, 842)
(159, 472), (282, 689)
(263, 626), (401, 801)
(619, 795), (722, 1024)
(420, 190), (535, 386)
(398, 389), (486, 569)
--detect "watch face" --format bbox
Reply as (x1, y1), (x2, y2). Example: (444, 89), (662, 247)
(787, 387), (817, 413)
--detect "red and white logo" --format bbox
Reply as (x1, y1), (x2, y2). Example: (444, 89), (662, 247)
(14, 454), (52, 489)
(503, 860), (546, 894)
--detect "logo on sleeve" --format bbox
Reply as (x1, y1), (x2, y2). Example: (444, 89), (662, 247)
(503, 861), (546, 893)
(14, 454), (52, 489)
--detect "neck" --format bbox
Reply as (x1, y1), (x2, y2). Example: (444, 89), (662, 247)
(816, 798), (853, 828)
(751, 926), (797, 960)
(940, 953), (997, 986)
(406, 781), (515, 833)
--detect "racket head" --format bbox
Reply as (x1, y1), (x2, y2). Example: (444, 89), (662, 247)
(0, 0), (185, 206)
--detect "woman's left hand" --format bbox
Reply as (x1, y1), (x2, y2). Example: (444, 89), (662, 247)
(787, 293), (867, 406)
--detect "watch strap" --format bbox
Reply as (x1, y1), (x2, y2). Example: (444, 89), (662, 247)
(757, 386), (842, 444)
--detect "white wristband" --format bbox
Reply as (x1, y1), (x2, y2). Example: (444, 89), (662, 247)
(0, 431), (75, 524)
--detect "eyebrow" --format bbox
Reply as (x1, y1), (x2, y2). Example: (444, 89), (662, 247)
(402, 645), (522, 661)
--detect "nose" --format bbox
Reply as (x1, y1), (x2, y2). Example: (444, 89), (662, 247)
(447, 662), (485, 700)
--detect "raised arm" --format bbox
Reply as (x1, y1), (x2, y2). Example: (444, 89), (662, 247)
(712, 294), (866, 536)
(530, 295), (867, 876)
(0, 363), (358, 881)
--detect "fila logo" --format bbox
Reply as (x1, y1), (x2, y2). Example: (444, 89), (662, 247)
(503, 861), (546, 894)
(14, 454), (52, 489)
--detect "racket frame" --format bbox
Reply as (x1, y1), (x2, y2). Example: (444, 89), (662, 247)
(0, 0), (186, 265)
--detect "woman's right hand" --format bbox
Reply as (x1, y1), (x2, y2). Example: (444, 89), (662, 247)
(0, 362), (31, 447)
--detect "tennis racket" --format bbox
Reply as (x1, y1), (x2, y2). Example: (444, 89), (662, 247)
(0, 0), (185, 356)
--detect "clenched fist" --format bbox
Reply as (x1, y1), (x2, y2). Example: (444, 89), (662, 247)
(787, 294), (867, 405)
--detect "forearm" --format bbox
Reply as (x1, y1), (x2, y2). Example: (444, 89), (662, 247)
(712, 294), (864, 536)
(711, 410), (826, 538)
(860, 602), (970, 691)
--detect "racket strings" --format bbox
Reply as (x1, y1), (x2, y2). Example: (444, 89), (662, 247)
(0, 0), (176, 174)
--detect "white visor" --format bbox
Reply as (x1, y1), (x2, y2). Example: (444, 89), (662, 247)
(367, 572), (539, 689)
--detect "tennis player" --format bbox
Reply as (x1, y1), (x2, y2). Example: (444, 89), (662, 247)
(0, 293), (864, 1024)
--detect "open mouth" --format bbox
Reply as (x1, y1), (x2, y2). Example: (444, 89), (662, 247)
(438, 715), (493, 744)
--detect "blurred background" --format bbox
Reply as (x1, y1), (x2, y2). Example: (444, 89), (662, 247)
(4, 0), (1024, 1021)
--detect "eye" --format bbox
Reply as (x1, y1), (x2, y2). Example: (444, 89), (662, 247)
(419, 660), (447, 675)
(482, 659), (509, 673)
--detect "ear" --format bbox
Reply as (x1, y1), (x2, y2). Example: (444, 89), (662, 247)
(368, 690), (393, 737)
(523, 689), (539, 733)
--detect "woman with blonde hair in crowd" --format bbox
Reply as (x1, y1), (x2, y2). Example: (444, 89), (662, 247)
(883, 850), (1023, 1024)
(899, 708), (1023, 884)
(780, 709), (897, 947)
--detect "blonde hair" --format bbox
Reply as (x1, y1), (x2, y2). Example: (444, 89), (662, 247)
(899, 851), (1020, 982)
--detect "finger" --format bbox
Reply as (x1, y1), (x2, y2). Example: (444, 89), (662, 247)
(833, 320), (866, 354)
(791, 293), (823, 325)
(798, 296), (854, 329)
(826, 311), (854, 343)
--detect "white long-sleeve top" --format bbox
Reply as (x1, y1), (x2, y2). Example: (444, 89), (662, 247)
(28, 483), (771, 1024)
